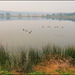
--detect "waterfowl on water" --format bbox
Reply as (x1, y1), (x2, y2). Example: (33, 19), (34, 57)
(55, 26), (58, 28)
(42, 26), (44, 28)
(23, 29), (24, 31)
(47, 26), (49, 28)
(55, 26), (56, 28)
(29, 31), (32, 34)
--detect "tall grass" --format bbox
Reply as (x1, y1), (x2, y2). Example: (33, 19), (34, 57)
(0, 45), (27, 73)
(0, 45), (10, 69)
(9, 50), (27, 72)
(42, 45), (62, 56)
(64, 47), (75, 59)
(0, 45), (75, 74)
(28, 48), (41, 65)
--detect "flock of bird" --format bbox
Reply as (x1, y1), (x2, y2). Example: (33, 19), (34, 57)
(23, 29), (32, 34)
(42, 26), (64, 28)
(22, 26), (64, 34)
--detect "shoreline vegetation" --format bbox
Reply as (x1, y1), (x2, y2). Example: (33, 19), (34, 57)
(0, 14), (75, 19)
(0, 45), (75, 75)
(0, 12), (75, 21)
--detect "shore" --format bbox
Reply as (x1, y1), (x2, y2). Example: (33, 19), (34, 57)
(0, 45), (75, 75)
(0, 14), (75, 19)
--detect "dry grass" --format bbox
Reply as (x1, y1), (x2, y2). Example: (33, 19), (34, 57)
(0, 45), (75, 74)
(33, 55), (75, 74)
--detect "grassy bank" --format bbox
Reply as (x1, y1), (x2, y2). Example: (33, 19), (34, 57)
(0, 45), (75, 75)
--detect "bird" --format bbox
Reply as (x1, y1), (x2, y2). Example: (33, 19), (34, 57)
(47, 26), (49, 28)
(55, 26), (58, 28)
(49, 26), (51, 28)
(23, 29), (24, 31)
(62, 27), (64, 28)
(29, 30), (32, 34)
(42, 26), (44, 28)
(55, 26), (56, 28)
(57, 26), (58, 28)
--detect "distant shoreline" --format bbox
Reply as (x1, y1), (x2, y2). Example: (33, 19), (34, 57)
(0, 14), (75, 20)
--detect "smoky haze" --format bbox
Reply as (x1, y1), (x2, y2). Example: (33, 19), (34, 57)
(0, 1), (75, 13)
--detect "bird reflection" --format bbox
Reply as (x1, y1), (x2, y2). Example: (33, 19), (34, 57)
(29, 31), (32, 34)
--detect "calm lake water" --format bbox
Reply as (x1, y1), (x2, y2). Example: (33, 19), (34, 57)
(0, 17), (75, 51)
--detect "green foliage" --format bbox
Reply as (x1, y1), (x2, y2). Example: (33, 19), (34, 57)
(0, 71), (13, 75)
(0, 67), (13, 75)
(0, 45), (75, 74)
(0, 45), (10, 70)
(28, 48), (41, 65)
(27, 71), (45, 75)
(20, 50), (26, 66)
(56, 69), (75, 75)
(64, 47), (75, 59)
(42, 45), (51, 55)
(18, 50), (26, 72)
(25, 61), (32, 73)
(0, 45), (9, 65)
(60, 72), (70, 75)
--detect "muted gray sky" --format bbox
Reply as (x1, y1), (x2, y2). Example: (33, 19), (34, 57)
(0, 1), (75, 13)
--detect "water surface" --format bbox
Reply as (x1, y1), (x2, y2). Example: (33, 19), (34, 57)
(0, 17), (75, 51)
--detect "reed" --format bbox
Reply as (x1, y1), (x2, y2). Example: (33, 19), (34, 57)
(64, 47), (75, 59)
(0, 44), (75, 74)
(28, 48), (41, 65)
(0, 45), (10, 68)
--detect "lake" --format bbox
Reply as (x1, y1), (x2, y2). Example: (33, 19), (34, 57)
(0, 17), (75, 51)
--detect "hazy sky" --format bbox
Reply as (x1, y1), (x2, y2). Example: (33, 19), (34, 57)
(0, 1), (75, 13)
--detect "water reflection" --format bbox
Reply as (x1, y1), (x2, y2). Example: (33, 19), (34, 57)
(0, 19), (75, 50)
(6, 17), (10, 20)
(0, 16), (75, 22)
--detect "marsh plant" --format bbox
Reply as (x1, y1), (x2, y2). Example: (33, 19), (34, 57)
(0, 45), (75, 74)
(28, 48), (41, 65)
(0, 45), (10, 68)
